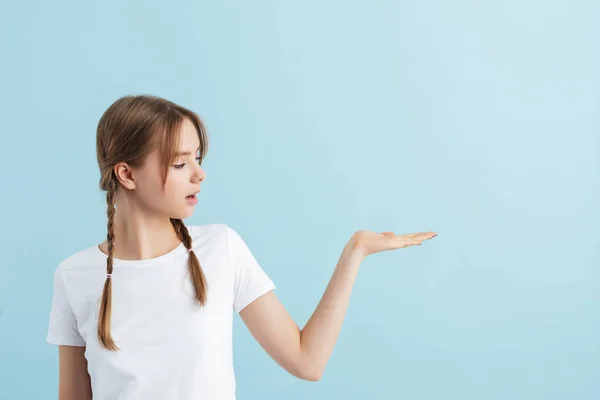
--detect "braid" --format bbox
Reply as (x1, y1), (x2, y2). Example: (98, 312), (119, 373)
(171, 218), (208, 305)
(98, 183), (118, 350)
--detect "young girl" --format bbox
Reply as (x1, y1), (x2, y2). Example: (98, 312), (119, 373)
(46, 95), (437, 399)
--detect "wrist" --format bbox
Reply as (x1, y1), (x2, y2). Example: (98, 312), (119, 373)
(340, 235), (366, 266)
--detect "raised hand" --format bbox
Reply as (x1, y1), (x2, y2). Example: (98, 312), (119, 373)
(350, 229), (437, 258)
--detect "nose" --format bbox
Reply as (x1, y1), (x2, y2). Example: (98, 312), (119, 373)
(192, 163), (206, 183)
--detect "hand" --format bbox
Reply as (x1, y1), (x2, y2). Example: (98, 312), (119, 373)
(349, 229), (437, 259)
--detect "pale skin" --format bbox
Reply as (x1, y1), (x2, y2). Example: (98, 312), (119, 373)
(58, 118), (437, 398)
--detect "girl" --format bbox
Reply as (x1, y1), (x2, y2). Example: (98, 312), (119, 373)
(46, 95), (437, 400)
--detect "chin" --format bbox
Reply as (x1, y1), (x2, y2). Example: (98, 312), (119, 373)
(167, 207), (194, 221)
(173, 211), (194, 220)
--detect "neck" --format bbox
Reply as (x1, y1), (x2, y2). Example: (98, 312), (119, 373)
(100, 194), (182, 261)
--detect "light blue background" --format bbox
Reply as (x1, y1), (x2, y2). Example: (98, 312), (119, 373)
(1, 1), (598, 399)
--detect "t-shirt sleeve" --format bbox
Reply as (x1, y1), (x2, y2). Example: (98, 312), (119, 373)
(46, 267), (86, 346)
(225, 225), (276, 313)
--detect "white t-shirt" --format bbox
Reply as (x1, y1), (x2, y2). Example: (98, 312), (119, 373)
(46, 223), (276, 400)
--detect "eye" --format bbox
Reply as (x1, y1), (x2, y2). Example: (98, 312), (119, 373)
(196, 157), (202, 165)
(173, 163), (186, 169)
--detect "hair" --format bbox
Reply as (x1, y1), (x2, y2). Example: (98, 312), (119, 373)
(95, 95), (209, 350)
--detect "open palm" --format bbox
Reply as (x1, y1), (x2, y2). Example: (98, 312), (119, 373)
(352, 229), (437, 257)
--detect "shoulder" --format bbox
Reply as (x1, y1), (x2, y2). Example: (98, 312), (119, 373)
(185, 223), (233, 249)
(186, 223), (245, 238)
(55, 244), (104, 273)
(186, 223), (228, 240)
(185, 223), (246, 251)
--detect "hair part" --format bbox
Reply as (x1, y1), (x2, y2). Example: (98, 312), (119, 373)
(96, 95), (209, 350)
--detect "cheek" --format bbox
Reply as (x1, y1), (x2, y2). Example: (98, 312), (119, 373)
(136, 172), (165, 199)
(135, 182), (162, 205)
(164, 173), (186, 195)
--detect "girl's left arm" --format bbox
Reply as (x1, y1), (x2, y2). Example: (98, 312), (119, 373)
(239, 229), (436, 381)
(239, 237), (363, 382)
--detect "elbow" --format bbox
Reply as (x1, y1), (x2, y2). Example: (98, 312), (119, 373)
(298, 366), (323, 382)
(303, 372), (322, 382)
(286, 352), (324, 381)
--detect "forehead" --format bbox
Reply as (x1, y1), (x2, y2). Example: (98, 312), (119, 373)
(143, 118), (200, 168)
(177, 118), (200, 152)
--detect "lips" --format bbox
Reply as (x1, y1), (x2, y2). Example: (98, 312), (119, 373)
(186, 190), (200, 199)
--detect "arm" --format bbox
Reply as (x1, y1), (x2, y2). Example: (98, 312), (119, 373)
(58, 345), (92, 400)
(240, 241), (362, 381)
(240, 229), (436, 381)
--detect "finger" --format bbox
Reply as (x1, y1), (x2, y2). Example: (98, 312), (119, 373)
(410, 232), (437, 240)
(399, 236), (431, 247)
(409, 231), (437, 237)
(399, 233), (430, 240)
(395, 237), (421, 248)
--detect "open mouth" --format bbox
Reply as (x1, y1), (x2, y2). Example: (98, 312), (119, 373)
(186, 190), (199, 199)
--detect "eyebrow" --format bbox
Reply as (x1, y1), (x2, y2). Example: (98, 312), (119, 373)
(175, 146), (200, 157)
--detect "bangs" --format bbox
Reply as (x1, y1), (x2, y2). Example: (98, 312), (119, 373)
(157, 110), (209, 186)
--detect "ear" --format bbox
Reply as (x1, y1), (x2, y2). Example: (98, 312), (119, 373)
(114, 162), (136, 190)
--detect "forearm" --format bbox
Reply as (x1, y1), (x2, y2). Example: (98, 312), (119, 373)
(299, 239), (364, 379)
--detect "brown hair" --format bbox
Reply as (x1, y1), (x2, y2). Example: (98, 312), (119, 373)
(96, 95), (209, 350)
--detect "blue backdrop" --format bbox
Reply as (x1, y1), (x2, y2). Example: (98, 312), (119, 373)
(0, 0), (598, 398)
